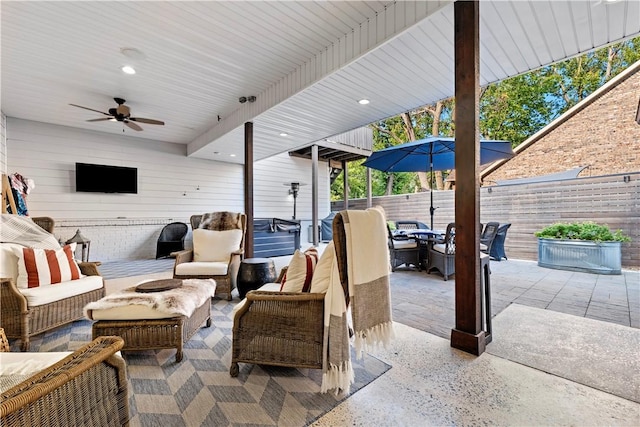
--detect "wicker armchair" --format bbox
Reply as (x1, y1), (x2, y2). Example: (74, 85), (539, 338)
(173, 212), (246, 300)
(31, 217), (55, 234)
(156, 221), (188, 259)
(1, 261), (104, 351)
(428, 222), (456, 281)
(230, 212), (352, 377)
(0, 334), (129, 427)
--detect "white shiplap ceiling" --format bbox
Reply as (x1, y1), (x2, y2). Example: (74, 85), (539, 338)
(2, 1), (638, 164)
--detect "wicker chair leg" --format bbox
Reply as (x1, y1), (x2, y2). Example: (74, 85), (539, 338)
(230, 362), (239, 377)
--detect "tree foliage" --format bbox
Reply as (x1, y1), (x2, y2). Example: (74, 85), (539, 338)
(330, 37), (640, 201)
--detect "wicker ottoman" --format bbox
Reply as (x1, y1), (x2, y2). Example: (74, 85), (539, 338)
(88, 279), (214, 362)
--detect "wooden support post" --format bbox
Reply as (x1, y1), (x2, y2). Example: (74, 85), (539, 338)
(342, 160), (349, 209)
(244, 122), (254, 258)
(312, 145), (319, 245)
(451, 0), (485, 356)
(366, 167), (372, 208)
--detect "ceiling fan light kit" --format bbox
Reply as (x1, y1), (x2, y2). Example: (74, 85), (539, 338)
(70, 97), (164, 131)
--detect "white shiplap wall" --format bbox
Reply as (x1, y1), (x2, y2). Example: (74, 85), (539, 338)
(6, 118), (330, 260)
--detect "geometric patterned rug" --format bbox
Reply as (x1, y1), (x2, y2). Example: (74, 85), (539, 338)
(10, 297), (390, 427)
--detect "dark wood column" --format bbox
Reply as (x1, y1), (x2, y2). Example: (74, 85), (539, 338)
(244, 121), (254, 258)
(451, 0), (485, 355)
(311, 145), (319, 245)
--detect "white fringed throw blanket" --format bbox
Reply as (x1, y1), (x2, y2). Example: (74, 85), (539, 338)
(0, 214), (60, 249)
(84, 279), (216, 319)
(321, 208), (394, 394)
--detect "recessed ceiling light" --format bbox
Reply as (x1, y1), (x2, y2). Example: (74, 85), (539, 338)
(280, 132), (288, 137)
(121, 65), (136, 75)
(358, 99), (370, 105)
(229, 154), (236, 157)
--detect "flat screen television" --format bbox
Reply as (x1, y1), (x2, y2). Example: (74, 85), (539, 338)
(75, 162), (138, 194)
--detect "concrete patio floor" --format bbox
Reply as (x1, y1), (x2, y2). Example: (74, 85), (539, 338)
(389, 258), (639, 339)
(99, 255), (640, 425)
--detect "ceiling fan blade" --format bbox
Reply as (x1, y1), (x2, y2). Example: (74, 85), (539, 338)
(124, 120), (143, 131)
(130, 117), (164, 125)
(86, 117), (113, 122)
(69, 104), (111, 116)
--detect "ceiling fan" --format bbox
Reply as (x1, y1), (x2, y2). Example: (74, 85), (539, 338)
(69, 97), (164, 131)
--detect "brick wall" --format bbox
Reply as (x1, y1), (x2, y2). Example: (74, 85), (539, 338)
(54, 218), (187, 262)
(484, 66), (640, 183)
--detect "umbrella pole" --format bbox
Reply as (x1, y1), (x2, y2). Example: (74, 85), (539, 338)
(429, 149), (434, 230)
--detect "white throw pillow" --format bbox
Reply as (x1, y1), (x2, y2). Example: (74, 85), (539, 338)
(280, 248), (318, 292)
(309, 241), (335, 294)
(193, 229), (243, 262)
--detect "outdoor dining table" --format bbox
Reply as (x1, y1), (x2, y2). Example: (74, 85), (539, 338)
(393, 229), (445, 269)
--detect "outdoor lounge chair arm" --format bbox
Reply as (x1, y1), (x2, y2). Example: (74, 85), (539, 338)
(78, 262), (101, 276)
(173, 249), (194, 265)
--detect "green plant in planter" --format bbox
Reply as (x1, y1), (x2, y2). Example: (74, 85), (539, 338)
(534, 222), (631, 242)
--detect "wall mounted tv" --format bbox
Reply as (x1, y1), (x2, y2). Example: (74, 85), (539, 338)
(75, 163), (138, 194)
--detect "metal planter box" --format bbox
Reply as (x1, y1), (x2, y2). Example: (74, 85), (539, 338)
(537, 238), (622, 275)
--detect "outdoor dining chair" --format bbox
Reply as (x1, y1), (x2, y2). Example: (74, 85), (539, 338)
(490, 223), (512, 261)
(428, 222), (456, 280)
(480, 222), (500, 257)
(388, 224), (421, 271)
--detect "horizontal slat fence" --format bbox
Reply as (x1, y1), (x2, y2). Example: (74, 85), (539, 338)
(332, 173), (639, 268)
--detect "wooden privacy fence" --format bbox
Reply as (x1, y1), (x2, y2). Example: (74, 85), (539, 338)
(331, 172), (639, 268)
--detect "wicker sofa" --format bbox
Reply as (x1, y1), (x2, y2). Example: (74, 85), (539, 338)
(0, 242), (105, 351)
(0, 333), (129, 426)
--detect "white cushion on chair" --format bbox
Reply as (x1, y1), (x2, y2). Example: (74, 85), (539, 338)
(0, 243), (23, 283)
(192, 229), (242, 262)
(310, 241), (335, 294)
(431, 243), (447, 254)
(392, 240), (418, 249)
(175, 261), (228, 276)
(19, 275), (103, 306)
(280, 248), (318, 292)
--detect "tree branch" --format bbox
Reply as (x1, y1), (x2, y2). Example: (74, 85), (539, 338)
(371, 124), (404, 144)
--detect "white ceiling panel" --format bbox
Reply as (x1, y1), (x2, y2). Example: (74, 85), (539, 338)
(2, 1), (638, 164)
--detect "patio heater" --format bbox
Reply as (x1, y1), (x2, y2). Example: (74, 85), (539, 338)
(284, 182), (306, 220)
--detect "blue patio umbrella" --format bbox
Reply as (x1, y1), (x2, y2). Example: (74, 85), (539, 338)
(362, 136), (514, 229)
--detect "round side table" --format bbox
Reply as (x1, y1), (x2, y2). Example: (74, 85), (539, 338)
(237, 258), (277, 299)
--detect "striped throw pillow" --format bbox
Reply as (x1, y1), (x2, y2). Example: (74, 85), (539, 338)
(12, 243), (83, 289)
(280, 248), (319, 293)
